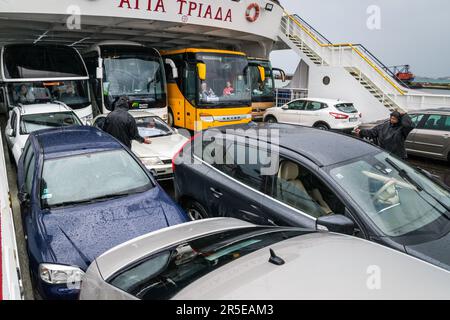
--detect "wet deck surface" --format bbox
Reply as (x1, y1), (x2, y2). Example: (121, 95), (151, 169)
(1, 115), (448, 299)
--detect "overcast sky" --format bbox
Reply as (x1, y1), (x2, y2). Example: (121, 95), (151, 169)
(271, 0), (450, 78)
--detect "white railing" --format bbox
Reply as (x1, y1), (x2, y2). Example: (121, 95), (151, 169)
(280, 14), (450, 112)
(275, 88), (308, 107)
(0, 132), (23, 300)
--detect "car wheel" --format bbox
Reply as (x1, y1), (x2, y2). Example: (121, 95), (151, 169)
(168, 109), (174, 127)
(265, 116), (277, 123)
(184, 199), (209, 221)
(314, 123), (330, 131)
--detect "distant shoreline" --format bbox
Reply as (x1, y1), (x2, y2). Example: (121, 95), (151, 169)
(408, 82), (450, 90)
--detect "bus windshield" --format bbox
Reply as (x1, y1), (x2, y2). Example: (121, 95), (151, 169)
(7, 81), (90, 110)
(197, 53), (251, 107)
(101, 46), (166, 111)
(3, 44), (87, 79)
(249, 61), (274, 102)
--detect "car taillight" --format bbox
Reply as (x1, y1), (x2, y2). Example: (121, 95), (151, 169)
(172, 133), (200, 172)
(329, 112), (349, 119)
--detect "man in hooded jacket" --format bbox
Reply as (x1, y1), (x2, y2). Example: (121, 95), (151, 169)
(355, 111), (415, 159)
(103, 96), (151, 149)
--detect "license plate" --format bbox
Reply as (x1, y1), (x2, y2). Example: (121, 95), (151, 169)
(349, 117), (358, 122)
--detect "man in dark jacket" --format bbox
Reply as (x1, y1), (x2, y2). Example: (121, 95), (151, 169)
(103, 96), (151, 149)
(355, 111), (415, 159)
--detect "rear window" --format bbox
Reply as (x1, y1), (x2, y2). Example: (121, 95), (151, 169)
(335, 103), (358, 114)
(20, 112), (82, 134)
(108, 227), (309, 300)
(3, 44), (87, 79)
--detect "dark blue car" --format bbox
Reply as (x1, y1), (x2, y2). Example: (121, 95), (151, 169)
(17, 126), (188, 300)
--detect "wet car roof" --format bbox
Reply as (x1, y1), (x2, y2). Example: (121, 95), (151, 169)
(213, 122), (379, 167)
(32, 126), (122, 158)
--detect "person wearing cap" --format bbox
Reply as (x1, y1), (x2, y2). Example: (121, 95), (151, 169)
(355, 111), (415, 159)
(103, 96), (151, 149)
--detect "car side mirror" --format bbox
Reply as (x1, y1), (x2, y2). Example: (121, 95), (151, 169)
(173, 128), (179, 134)
(282, 105), (289, 110)
(18, 189), (30, 205)
(5, 128), (13, 137)
(316, 214), (355, 235)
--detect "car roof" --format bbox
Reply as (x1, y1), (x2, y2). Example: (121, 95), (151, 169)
(213, 122), (378, 167)
(32, 126), (122, 158)
(95, 218), (255, 280)
(293, 97), (352, 105)
(410, 108), (450, 115)
(16, 103), (72, 115)
(173, 232), (450, 299)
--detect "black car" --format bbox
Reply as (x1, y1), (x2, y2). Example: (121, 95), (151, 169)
(173, 122), (450, 270)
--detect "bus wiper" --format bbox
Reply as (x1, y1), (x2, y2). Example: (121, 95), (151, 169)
(385, 157), (450, 211)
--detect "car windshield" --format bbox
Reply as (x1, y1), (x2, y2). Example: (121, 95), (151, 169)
(7, 81), (90, 110)
(328, 152), (450, 238)
(102, 46), (166, 111)
(249, 61), (274, 102)
(20, 112), (82, 134)
(108, 227), (309, 300)
(335, 103), (358, 114)
(41, 150), (152, 207)
(135, 116), (173, 138)
(197, 53), (251, 107)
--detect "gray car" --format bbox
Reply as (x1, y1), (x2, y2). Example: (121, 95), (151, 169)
(79, 218), (450, 300)
(358, 108), (450, 161)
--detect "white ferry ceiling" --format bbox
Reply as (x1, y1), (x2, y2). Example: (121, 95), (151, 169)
(118, 0), (233, 22)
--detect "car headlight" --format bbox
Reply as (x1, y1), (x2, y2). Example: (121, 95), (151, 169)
(141, 157), (164, 166)
(81, 114), (93, 124)
(39, 264), (85, 285)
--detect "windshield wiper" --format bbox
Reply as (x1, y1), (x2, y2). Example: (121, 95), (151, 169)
(385, 158), (423, 191)
(385, 157), (450, 211)
(48, 192), (130, 208)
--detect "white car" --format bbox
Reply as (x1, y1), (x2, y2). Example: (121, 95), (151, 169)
(93, 111), (189, 181)
(264, 98), (362, 131)
(4, 103), (82, 165)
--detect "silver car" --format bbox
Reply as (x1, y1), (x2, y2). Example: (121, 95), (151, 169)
(359, 108), (450, 161)
(79, 218), (450, 300)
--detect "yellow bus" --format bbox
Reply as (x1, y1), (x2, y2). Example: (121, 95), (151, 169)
(161, 48), (264, 131)
(248, 57), (285, 121)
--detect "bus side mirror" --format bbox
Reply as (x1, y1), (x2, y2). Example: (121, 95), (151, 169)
(96, 67), (103, 79)
(197, 63), (207, 81)
(258, 66), (266, 83)
(165, 58), (178, 79)
(273, 68), (286, 82)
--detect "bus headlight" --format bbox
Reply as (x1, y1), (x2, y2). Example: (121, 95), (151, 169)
(142, 157), (164, 167)
(200, 114), (214, 123)
(39, 264), (85, 285)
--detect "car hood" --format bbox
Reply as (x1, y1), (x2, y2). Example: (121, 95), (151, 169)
(38, 187), (187, 270)
(131, 134), (188, 160)
(405, 231), (450, 271)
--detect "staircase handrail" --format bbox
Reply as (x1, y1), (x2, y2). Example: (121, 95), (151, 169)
(285, 13), (407, 95)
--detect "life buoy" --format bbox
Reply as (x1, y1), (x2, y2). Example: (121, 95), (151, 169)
(246, 3), (260, 22)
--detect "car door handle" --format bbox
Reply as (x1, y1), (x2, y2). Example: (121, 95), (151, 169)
(210, 187), (223, 198)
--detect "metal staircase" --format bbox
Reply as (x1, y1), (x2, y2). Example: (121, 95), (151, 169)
(278, 13), (450, 114)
